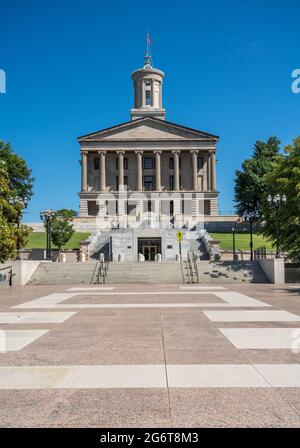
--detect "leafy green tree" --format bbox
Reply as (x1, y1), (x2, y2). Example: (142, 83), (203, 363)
(261, 137), (300, 261)
(0, 140), (34, 200)
(50, 209), (76, 255)
(0, 162), (30, 262)
(234, 137), (281, 216)
(56, 209), (77, 220)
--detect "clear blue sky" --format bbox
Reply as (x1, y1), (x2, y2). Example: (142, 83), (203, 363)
(0, 0), (299, 222)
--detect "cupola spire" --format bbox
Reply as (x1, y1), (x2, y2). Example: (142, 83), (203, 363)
(144, 32), (152, 68)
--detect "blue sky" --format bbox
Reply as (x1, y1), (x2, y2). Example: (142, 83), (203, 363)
(0, 0), (299, 222)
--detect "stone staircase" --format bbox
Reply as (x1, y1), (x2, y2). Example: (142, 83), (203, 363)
(106, 262), (183, 284)
(194, 261), (268, 283)
(28, 260), (268, 285)
(28, 262), (98, 285)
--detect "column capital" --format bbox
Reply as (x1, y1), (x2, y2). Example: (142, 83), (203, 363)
(81, 150), (88, 156)
(190, 150), (199, 155)
(134, 150), (144, 155)
(153, 150), (162, 154)
(116, 150), (125, 155)
(172, 149), (181, 154)
(97, 150), (107, 155)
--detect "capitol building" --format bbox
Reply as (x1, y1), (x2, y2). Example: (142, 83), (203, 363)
(75, 47), (223, 261)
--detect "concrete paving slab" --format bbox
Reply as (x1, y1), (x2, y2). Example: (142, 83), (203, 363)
(0, 330), (49, 352)
(254, 364), (300, 387)
(220, 328), (300, 349)
(0, 312), (76, 324)
(204, 310), (300, 322)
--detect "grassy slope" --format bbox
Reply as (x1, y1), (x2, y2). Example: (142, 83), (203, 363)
(25, 231), (273, 252)
(211, 233), (274, 251)
(25, 232), (90, 249)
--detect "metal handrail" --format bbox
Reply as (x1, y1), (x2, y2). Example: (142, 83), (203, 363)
(254, 246), (267, 260)
(186, 250), (200, 284)
(180, 259), (187, 284)
(90, 261), (99, 285)
(95, 259), (109, 284)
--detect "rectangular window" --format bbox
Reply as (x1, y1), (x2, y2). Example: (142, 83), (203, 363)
(143, 157), (154, 169)
(94, 158), (100, 170)
(144, 176), (154, 191)
(197, 157), (203, 170)
(170, 200), (174, 216)
(87, 201), (98, 216)
(204, 200), (211, 216)
(169, 175), (174, 190)
(181, 198), (185, 214)
(146, 90), (151, 106)
(127, 202), (136, 215)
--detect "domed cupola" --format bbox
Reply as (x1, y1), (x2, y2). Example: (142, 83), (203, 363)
(130, 34), (166, 120)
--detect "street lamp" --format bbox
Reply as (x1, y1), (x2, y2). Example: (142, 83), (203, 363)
(242, 211), (260, 261)
(232, 218), (241, 262)
(9, 196), (28, 260)
(267, 194), (287, 258)
(40, 209), (56, 260)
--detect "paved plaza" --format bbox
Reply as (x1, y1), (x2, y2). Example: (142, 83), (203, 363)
(0, 283), (300, 427)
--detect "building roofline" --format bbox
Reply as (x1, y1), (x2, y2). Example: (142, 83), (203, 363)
(77, 116), (219, 141)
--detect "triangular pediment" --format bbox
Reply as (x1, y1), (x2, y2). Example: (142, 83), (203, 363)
(78, 117), (218, 142)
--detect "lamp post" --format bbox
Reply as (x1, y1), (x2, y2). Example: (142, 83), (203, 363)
(242, 211), (260, 261)
(232, 218), (240, 262)
(267, 194), (287, 258)
(9, 196), (28, 260)
(40, 209), (55, 260)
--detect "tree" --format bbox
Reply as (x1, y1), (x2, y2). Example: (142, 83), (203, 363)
(261, 137), (300, 261)
(0, 140), (34, 201)
(50, 209), (76, 255)
(234, 137), (281, 216)
(0, 162), (30, 262)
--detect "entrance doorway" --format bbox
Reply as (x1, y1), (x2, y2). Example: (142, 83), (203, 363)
(138, 238), (162, 261)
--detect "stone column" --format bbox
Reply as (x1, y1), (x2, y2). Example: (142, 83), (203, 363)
(135, 151), (143, 191)
(172, 150), (180, 191)
(81, 151), (88, 192)
(211, 151), (217, 191)
(207, 152), (211, 190)
(154, 150), (162, 191)
(202, 154), (208, 191)
(99, 151), (106, 192)
(191, 150), (198, 191)
(117, 151), (125, 191)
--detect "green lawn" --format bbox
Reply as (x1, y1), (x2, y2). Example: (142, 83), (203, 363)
(25, 232), (90, 249)
(210, 233), (274, 251)
(25, 231), (273, 252)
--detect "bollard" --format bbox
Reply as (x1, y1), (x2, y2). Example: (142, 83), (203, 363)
(118, 253), (124, 262)
(175, 254), (181, 262)
(138, 253), (145, 262)
(60, 253), (66, 263)
(79, 252), (86, 263)
(155, 253), (162, 262)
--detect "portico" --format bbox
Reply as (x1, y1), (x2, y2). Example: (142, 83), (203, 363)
(80, 145), (217, 194)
